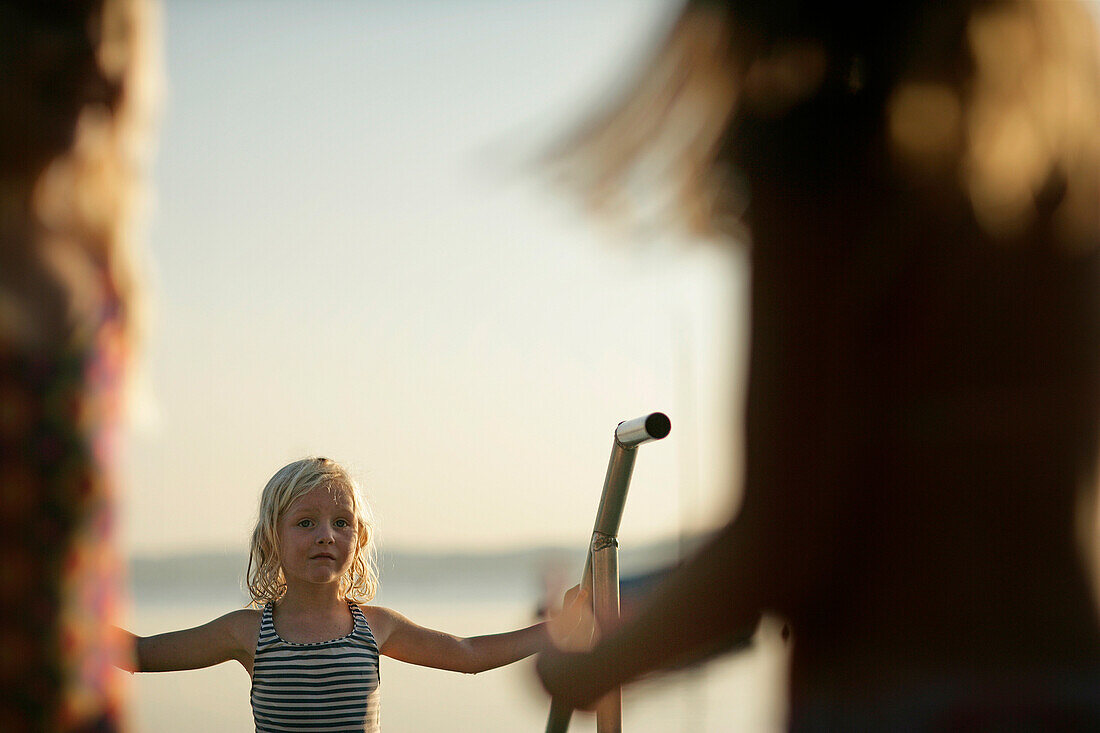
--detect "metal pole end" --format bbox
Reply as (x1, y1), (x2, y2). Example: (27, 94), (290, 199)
(614, 412), (671, 447)
(644, 412), (671, 440)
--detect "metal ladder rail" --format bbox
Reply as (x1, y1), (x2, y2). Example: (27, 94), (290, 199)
(546, 412), (671, 733)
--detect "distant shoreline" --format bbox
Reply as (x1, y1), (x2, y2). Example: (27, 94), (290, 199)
(125, 535), (707, 605)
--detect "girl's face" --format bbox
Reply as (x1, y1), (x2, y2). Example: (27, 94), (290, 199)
(277, 484), (359, 590)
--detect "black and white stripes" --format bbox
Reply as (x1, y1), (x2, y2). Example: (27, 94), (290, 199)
(251, 601), (381, 732)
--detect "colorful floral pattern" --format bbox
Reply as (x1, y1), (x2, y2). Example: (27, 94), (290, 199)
(0, 272), (126, 730)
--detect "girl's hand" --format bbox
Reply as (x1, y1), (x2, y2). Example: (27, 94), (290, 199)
(547, 584), (596, 652)
(538, 585), (620, 710)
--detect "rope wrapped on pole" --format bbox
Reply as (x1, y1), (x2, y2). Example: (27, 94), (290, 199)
(546, 412), (670, 733)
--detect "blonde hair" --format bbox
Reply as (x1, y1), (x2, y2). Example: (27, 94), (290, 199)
(247, 457), (379, 606)
(555, 0), (1100, 247)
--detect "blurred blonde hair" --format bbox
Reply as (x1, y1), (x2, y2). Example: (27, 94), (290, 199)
(556, 0), (1100, 247)
(247, 457), (379, 606)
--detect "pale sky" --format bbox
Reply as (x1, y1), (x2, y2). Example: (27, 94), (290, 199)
(120, 0), (748, 557)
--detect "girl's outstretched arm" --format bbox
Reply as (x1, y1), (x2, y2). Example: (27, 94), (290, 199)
(115, 609), (260, 674)
(362, 606), (549, 675)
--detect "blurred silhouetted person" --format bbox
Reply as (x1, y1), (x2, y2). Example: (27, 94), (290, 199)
(0, 1), (155, 728)
(537, 0), (1100, 728)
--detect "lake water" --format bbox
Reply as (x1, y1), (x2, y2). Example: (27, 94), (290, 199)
(119, 554), (788, 731)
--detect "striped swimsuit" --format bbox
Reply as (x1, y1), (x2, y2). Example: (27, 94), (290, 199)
(251, 601), (381, 732)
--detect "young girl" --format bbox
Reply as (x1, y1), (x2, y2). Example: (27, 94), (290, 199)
(119, 457), (572, 731)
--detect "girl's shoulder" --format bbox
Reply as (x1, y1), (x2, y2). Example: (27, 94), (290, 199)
(354, 603), (386, 629)
(355, 604), (404, 649)
(215, 607), (263, 648)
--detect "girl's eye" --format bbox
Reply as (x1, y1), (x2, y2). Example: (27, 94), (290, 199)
(334, 519), (349, 528)
(297, 519), (313, 528)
